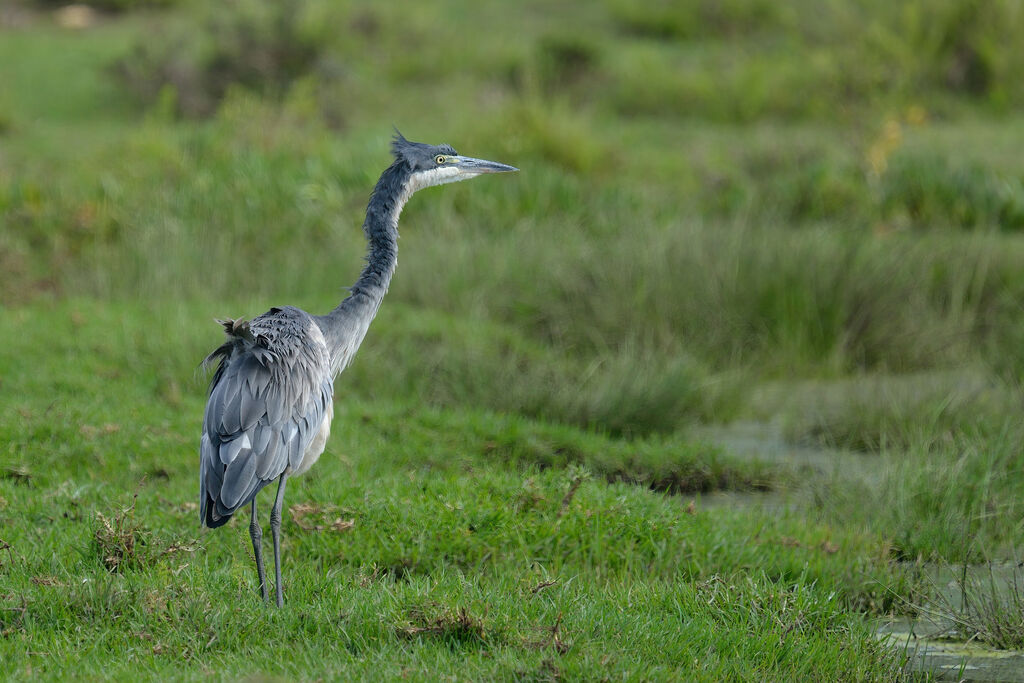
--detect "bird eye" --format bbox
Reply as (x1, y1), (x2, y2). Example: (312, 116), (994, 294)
(435, 155), (446, 164)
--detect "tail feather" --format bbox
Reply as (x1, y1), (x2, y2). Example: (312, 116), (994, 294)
(201, 480), (271, 529)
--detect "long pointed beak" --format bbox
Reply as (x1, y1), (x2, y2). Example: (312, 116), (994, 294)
(455, 156), (519, 174)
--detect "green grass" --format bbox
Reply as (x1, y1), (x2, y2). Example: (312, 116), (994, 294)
(921, 563), (1024, 650)
(0, 300), (908, 679)
(828, 426), (1024, 564)
(769, 371), (1018, 452)
(2, 570), (907, 680)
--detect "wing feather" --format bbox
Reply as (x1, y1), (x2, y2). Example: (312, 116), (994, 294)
(257, 428), (283, 479)
(199, 306), (333, 528)
(252, 423), (272, 454)
(266, 388), (286, 425)
(286, 430), (304, 470)
(221, 450), (258, 509)
(219, 432), (251, 465)
(239, 384), (262, 431)
(219, 385), (243, 434)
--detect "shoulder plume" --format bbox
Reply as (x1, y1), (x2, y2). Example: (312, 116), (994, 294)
(217, 317), (256, 343)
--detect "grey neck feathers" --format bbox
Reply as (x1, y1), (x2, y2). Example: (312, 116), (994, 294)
(351, 163), (406, 299)
(318, 162), (411, 373)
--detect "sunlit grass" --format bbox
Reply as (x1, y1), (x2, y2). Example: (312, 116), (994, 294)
(0, 299), (911, 680)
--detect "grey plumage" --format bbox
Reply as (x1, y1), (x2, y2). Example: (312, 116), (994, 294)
(198, 132), (517, 606)
(200, 306), (331, 527)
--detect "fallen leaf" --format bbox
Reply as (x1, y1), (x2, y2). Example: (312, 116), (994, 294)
(31, 576), (64, 587)
(331, 518), (355, 532)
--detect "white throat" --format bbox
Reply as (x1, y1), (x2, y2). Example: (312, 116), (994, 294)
(407, 166), (466, 193)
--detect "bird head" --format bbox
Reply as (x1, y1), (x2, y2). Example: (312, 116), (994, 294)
(390, 131), (518, 192)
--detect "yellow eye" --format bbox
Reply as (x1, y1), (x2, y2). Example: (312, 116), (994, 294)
(435, 155), (447, 164)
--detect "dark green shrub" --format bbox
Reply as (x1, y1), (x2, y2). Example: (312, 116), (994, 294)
(928, 0), (1016, 98)
(112, 0), (326, 117)
(535, 34), (601, 93)
(605, 0), (787, 40)
(28, 0), (178, 10)
(880, 154), (1024, 230)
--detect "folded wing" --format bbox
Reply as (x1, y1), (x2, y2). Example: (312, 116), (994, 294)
(199, 307), (332, 528)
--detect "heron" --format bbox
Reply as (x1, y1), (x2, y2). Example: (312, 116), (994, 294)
(199, 132), (517, 606)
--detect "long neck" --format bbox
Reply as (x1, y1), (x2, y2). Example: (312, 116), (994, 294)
(318, 162), (410, 375)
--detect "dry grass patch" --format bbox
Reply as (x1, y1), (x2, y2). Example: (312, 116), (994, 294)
(93, 494), (148, 572)
(288, 502), (355, 532)
(93, 494), (200, 572)
(398, 604), (490, 645)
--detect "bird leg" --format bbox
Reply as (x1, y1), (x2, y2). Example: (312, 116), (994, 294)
(249, 502), (269, 603)
(269, 473), (289, 607)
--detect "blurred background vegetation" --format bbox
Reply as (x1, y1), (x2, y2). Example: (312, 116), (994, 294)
(2, 0), (1024, 444)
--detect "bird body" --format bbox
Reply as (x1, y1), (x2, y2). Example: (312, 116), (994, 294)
(200, 307), (333, 527)
(198, 133), (516, 606)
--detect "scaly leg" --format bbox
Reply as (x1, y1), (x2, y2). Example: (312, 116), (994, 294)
(270, 473), (289, 608)
(249, 501), (269, 603)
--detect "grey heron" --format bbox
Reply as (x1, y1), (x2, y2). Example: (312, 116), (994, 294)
(199, 133), (517, 606)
